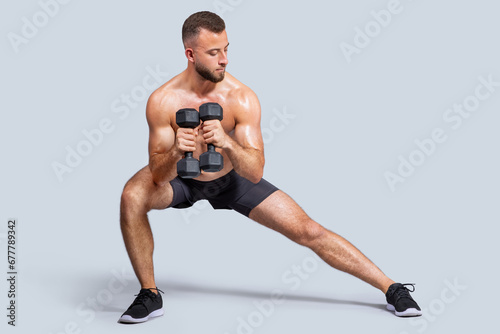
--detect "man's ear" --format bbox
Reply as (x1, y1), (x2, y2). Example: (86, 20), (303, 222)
(184, 43), (194, 63)
(185, 47), (195, 63)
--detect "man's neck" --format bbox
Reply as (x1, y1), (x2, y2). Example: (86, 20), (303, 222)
(185, 66), (219, 97)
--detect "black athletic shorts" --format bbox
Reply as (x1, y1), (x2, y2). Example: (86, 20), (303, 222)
(168, 170), (279, 217)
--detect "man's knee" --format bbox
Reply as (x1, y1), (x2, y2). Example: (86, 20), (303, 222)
(121, 180), (150, 217)
(296, 220), (327, 247)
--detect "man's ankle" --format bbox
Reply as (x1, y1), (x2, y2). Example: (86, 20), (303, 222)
(141, 286), (159, 295)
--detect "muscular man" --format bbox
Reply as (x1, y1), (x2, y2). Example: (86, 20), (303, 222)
(118, 11), (421, 323)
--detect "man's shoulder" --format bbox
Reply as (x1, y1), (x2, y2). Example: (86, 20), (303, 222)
(146, 74), (184, 118)
(149, 74), (183, 107)
(223, 73), (261, 123)
(145, 77), (184, 127)
(224, 73), (259, 107)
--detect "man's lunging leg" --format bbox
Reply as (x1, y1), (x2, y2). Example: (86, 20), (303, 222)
(118, 166), (173, 323)
(120, 194), (156, 291)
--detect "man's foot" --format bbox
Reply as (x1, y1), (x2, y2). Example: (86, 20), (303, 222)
(118, 288), (164, 323)
(386, 283), (422, 317)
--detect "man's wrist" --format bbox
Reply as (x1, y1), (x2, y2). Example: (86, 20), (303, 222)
(171, 146), (184, 159)
(221, 134), (234, 151)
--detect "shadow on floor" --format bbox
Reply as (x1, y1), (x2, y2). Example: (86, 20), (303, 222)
(150, 279), (387, 311)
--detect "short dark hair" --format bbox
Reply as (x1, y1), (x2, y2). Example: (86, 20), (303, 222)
(182, 11), (226, 47)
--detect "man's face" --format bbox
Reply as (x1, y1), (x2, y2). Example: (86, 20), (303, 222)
(192, 29), (229, 83)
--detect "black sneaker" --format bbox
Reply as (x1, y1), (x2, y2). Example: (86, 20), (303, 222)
(119, 288), (164, 323)
(386, 283), (422, 317)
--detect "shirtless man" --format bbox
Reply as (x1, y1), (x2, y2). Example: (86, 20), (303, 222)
(118, 11), (421, 323)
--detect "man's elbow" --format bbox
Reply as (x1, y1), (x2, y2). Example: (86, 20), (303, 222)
(249, 174), (263, 184)
(152, 174), (164, 186)
(247, 166), (264, 184)
(149, 165), (166, 187)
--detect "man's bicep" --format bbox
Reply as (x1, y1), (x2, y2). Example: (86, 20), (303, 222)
(146, 92), (175, 158)
(233, 120), (263, 152)
(233, 111), (263, 151)
(233, 91), (264, 151)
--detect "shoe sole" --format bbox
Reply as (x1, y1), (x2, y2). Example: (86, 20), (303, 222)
(386, 304), (422, 317)
(119, 308), (164, 323)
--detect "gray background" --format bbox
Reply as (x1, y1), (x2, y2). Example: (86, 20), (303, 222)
(1, 0), (499, 333)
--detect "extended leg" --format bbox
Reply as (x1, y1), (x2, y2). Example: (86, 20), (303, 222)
(249, 190), (394, 293)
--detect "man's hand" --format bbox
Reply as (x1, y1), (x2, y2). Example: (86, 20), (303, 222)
(176, 127), (199, 154)
(201, 120), (226, 148)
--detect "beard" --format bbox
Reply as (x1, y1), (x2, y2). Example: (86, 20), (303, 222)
(195, 62), (225, 83)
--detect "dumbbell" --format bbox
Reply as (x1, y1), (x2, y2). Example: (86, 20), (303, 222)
(199, 102), (224, 172)
(176, 108), (201, 178)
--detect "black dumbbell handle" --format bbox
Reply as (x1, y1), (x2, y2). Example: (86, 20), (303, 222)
(206, 144), (216, 153)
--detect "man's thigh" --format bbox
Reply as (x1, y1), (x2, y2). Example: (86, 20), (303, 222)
(248, 190), (314, 240)
(123, 165), (174, 210)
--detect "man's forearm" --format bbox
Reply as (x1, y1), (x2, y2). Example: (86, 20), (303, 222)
(223, 136), (264, 183)
(149, 148), (183, 186)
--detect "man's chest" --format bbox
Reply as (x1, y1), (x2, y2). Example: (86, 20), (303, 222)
(170, 98), (237, 134)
